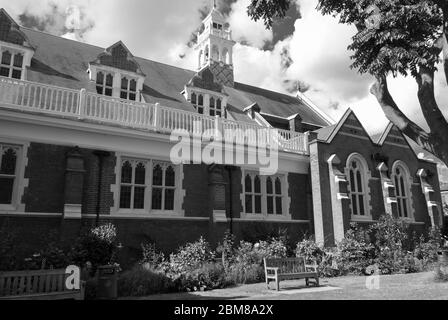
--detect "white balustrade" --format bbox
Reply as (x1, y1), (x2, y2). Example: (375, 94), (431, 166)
(0, 76), (309, 154)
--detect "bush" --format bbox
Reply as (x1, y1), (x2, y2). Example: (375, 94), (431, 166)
(181, 263), (229, 291)
(296, 236), (339, 277)
(216, 230), (236, 269)
(256, 238), (288, 260)
(168, 237), (215, 275)
(336, 224), (375, 275)
(226, 262), (265, 285)
(69, 223), (119, 271)
(118, 265), (174, 297)
(140, 243), (165, 270)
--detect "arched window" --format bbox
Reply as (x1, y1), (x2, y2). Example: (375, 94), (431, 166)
(119, 161), (146, 209)
(346, 154), (369, 217)
(222, 48), (230, 64)
(191, 92), (197, 105)
(244, 174), (262, 214)
(151, 163), (176, 211)
(392, 161), (412, 219)
(211, 45), (220, 61)
(216, 99), (222, 117)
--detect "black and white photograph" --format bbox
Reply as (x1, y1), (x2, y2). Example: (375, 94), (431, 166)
(0, 0), (447, 311)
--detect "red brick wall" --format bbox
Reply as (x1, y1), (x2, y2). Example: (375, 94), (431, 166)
(182, 164), (210, 218)
(23, 142), (115, 215)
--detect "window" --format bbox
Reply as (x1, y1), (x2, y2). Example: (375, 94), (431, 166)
(266, 177), (283, 215)
(0, 50), (23, 79)
(0, 144), (19, 205)
(209, 97), (222, 117)
(213, 23), (223, 30)
(347, 155), (369, 217)
(244, 174), (262, 214)
(118, 159), (177, 213)
(197, 94), (204, 114)
(151, 162), (176, 211)
(392, 162), (411, 219)
(120, 77), (137, 101)
(119, 160), (146, 209)
(96, 71), (113, 96)
(243, 172), (288, 218)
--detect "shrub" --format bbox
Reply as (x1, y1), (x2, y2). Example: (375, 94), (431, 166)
(226, 262), (265, 285)
(181, 263), (229, 291)
(168, 237), (215, 275)
(118, 265), (174, 297)
(434, 264), (448, 282)
(413, 228), (441, 270)
(336, 224), (375, 275)
(296, 237), (340, 277)
(69, 223), (119, 270)
(140, 243), (165, 270)
(216, 230), (236, 269)
(256, 238), (288, 260)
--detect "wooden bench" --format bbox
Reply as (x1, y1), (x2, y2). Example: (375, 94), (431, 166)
(264, 257), (319, 291)
(0, 268), (85, 300)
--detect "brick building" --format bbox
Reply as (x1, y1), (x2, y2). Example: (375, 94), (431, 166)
(0, 7), (443, 256)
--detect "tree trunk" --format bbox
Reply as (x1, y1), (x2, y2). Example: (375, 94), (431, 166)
(416, 66), (448, 166)
(370, 75), (433, 151)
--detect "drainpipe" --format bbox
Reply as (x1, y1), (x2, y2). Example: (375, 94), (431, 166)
(225, 165), (236, 234)
(93, 150), (111, 226)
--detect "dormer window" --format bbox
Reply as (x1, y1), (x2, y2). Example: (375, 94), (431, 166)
(96, 71), (113, 96)
(209, 97), (222, 117)
(213, 22), (222, 30)
(197, 94), (204, 114)
(0, 50), (24, 79)
(120, 77), (137, 101)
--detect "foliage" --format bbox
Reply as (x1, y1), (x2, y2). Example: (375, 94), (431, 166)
(69, 223), (119, 270)
(336, 224), (376, 275)
(226, 262), (265, 285)
(118, 265), (174, 297)
(181, 263), (230, 292)
(216, 230), (236, 269)
(247, 0), (291, 28)
(140, 242), (165, 270)
(167, 237), (215, 275)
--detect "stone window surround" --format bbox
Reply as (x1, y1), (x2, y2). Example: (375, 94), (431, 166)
(391, 160), (415, 221)
(0, 139), (29, 213)
(240, 169), (291, 221)
(0, 42), (34, 81)
(344, 153), (373, 222)
(88, 64), (145, 102)
(112, 154), (184, 217)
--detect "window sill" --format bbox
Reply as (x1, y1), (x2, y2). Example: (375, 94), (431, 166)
(0, 204), (17, 212)
(240, 214), (293, 222)
(351, 216), (375, 223)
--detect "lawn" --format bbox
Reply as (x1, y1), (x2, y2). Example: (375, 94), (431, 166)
(123, 271), (448, 300)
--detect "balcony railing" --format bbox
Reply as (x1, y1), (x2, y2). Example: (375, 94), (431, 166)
(0, 77), (309, 154)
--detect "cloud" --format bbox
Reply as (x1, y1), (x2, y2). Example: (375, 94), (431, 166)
(1, 0), (446, 136)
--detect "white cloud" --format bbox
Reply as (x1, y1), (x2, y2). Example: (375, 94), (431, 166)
(1, 0), (447, 137)
(227, 0), (273, 49)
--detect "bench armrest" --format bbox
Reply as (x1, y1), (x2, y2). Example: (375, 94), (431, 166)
(265, 267), (279, 276)
(305, 260), (318, 273)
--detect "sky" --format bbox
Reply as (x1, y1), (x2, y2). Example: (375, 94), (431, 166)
(1, 0), (447, 135)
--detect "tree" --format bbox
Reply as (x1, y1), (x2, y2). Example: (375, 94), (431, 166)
(247, 0), (448, 167)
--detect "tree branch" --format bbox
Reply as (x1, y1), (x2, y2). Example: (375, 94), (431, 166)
(370, 75), (434, 154)
(416, 65), (448, 162)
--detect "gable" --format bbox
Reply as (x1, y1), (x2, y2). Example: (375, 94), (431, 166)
(90, 41), (144, 75)
(383, 126), (409, 147)
(322, 109), (373, 144)
(0, 9), (33, 48)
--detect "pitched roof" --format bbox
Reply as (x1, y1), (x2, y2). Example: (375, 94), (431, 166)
(18, 26), (331, 127)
